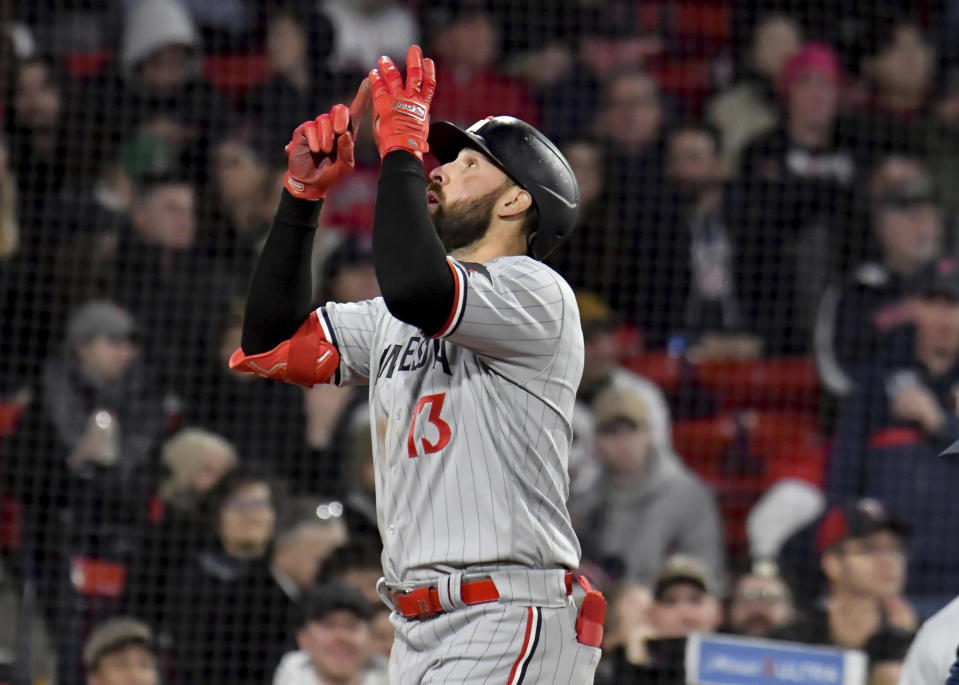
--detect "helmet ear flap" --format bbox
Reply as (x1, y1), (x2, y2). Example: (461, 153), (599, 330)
(526, 230), (538, 257)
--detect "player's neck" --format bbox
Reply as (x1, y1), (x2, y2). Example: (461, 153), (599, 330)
(450, 221), (527, 263)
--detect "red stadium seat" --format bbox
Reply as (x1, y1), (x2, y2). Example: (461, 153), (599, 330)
(0, 401), (24, 439)
(62, 50), (114, 78)
(623, 351), (685, 395)
(203, 53), (271, 95)
(695, 357), (820, 412)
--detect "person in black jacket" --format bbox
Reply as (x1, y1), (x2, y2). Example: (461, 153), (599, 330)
(828, 269), (959, 605)
(165, 467), (292, 685)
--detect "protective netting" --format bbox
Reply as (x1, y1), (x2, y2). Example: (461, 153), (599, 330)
(0, 1), (956, 683)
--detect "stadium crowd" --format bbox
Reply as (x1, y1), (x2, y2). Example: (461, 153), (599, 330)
(1, 0), (959, 683)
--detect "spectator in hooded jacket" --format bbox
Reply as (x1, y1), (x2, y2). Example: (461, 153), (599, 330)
(569, 385), (724, 590)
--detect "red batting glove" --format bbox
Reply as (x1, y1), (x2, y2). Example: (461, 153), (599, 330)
(284, 80), (372, 200)
(368, 45), (437, 161)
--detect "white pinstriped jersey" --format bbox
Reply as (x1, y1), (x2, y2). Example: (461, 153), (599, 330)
(319, 255), (584, 585)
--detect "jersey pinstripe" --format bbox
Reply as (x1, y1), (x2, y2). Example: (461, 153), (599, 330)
(321, 255), (584, 585)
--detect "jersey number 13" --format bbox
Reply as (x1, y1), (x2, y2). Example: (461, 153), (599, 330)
(407, 393), (452, 458)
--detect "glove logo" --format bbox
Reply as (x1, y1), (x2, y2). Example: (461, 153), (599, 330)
(393, 99), (428, 122)
(287, 176), (306, 193)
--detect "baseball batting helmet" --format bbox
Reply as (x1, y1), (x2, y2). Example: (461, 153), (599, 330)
(428, 116), (580, 260)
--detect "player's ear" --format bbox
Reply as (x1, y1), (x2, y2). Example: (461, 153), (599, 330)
(497, 187), (532, 220)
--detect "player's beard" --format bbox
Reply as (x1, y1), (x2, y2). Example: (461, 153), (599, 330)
(429, 183), (505, 253)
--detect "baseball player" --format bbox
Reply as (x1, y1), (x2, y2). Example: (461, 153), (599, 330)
(231, 45), (604, 683)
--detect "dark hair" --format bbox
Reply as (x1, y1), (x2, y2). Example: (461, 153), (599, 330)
(856, 10), (925, 65)
(319, 539), (383, 581)
(668, 119), (723, 155)
(4, 54), (69, 135)
(134, 171), (195, 199)
(266, 3), (335, 69)
(202, 466), (280, 531)
(601, 68), (660, 109)
(294, 582), (373, 630)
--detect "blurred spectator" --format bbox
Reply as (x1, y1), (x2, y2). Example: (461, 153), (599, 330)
(108, 173), (233, 396)
(339, 405), (380, 547)
(707, 12), (801, 170)
(242, 4), (338, 152)
(0, 135), (17, 263)
(319, 0), (418, 73)
(736, 43), (860, 354)
(2, 300), (165, 591)
(597, 69), (664, 186)
(207, 126), (283, 282)
(739, 44), (854, 189)
(862, 626), (914, 685)
(124, 428), (237, 623)
(576, 0), (662, 82)
(847, 12), (935, 166)
(569, 385), (724, 589)
(83, 617), (159, 685)
(317, 238), (379, 305)
(182, 301), (309, 487)
(85, 0), (234, 189)
(273, 583), (386, 685)
(601, 582), (653, 653)
(547, 139), (616, 302)
(504, 2), (600, 142)
(648, 556), (724, 639)
(829, 269), (959, 602)
(426, 2), (538, 129)
(319, 540), (384, 607)
(900, 594), (959, 684)
(4, 55), (84, 222)
(775, 499), (917, 649)
(591, 69), (666, 319)
(724, 561), (795, 638)
(168, 467), (291, 685)
(816, 173), (946, 397)
(597, 557), (721, 685)
(567, 292), (674, 495)
(637, 120), (760, 356)
(271, 497), (349, 600)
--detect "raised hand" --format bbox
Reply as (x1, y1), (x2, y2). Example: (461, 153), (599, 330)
(284, 78), (372, 200)
(368, 44), (437, 160)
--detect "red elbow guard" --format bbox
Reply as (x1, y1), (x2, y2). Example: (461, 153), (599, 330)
(228, 314), (340, 387)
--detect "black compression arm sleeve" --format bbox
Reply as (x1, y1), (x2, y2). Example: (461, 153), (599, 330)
(373, 150), (455, 334)
(240, 189), (321, 354)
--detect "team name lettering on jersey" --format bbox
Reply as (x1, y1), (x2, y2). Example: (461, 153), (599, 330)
(377, 336), (452, 379)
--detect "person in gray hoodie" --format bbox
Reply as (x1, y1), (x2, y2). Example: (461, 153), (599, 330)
(570, 385), (725, 591)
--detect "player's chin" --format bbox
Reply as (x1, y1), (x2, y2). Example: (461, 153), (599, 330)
(427, 201), (440, 214)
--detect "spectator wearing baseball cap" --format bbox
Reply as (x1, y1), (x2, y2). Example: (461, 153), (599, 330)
(737, 42), (862, 356)
(775, 499), (916, 649)
(649, 555), (724, 639)
(596, 556), (721, 685)
(829, 266), (959, 608)
(83, 617), (158, 685)
(273, 583), (386, 685)
(568, 385), (725, 592)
